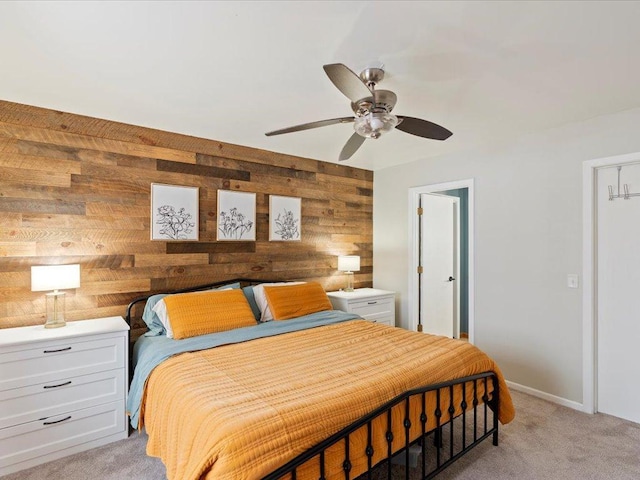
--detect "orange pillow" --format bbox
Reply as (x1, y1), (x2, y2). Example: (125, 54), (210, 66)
(263, 282), (333, 321)
(162, 289), (256, 339)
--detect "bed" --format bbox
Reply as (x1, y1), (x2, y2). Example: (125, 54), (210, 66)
(125, 279), (515, 480)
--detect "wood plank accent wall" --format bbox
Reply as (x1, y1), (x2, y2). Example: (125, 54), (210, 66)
(0, 100), (373, 334)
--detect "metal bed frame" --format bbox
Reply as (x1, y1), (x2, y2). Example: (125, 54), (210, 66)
(125, 278), (501, 480)
(261, 372), (499, 480)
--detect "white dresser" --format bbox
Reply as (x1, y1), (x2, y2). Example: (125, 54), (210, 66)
(0, 316), (129, 476)
(327, 288), (396, 326)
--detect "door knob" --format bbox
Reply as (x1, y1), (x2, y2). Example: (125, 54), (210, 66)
(448, 276), (456, 282)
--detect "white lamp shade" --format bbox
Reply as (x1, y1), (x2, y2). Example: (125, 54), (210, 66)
(338, 255), (360, 272)
(31, 264), (81, 292)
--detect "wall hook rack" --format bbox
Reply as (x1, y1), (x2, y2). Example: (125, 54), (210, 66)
(608, 166), (640, 200)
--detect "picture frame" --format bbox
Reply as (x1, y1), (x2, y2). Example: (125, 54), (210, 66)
(217, 190), (256, 241)
(151, 183), (199, 241)
(269, 195), (301, 241)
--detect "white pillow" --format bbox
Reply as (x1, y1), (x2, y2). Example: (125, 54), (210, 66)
(152, 299), (175, 338)
(253, 282), (305, 322)
(152, 286), (236, 338)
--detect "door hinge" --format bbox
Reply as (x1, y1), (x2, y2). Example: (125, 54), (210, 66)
(417, 266), (423, 274)
(417, 207), (423, 215)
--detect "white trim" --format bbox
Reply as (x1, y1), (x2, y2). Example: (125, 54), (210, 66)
(453, 197), (461, 339)
(582, 152), (640, 415)
(506, 380), (584, 412)
(407, 179), (475, 343)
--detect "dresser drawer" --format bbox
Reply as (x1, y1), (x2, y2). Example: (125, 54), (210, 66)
(0, 369), (125, 430)
(0, 334), (125, 391)
(361, 313), (394, 326)
(0, 400), (125, 470)
(349, 297), (394, 319)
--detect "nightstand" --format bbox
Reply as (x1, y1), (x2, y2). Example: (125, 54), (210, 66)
(327, 288), (396, 326)
(0, 316), (130, 476)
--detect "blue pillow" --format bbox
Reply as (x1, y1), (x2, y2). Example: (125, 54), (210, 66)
(141, 293), (168, 336)
(242, 286), (261, 321)
(141, 282), (241, 336)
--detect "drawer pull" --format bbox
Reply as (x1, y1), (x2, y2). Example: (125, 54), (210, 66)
(43, 380), (72, 389)
(43, 415), (72, 426)
(43, 346), (72, 354)
(367, 301), (378, 305)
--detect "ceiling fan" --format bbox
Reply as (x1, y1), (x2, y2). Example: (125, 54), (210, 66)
(265, 63), (453, 161)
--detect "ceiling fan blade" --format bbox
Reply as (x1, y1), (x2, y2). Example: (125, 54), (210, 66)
(396, 116), (453, 141)
(323, 63), (372, 103)
(265, 117), (354, 136)
(339, 133), (366, 161)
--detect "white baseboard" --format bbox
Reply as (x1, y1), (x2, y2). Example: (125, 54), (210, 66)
(505, 380), (588, 413)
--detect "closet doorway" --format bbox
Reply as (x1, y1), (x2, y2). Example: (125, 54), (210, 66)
(595, 161), (640, 422)
(419, 193), (460, 337)
(408, 179), (474, 342)
(583, 153), (640, 421)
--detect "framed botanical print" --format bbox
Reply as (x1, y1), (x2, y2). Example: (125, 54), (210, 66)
(269, 195), (301, 241)
(217, 190), (256, 241)
(151, 183), (199, 241)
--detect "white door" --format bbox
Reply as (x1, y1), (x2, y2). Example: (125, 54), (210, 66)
(420, 194), (460, 337)
(596, 164), (640, 423)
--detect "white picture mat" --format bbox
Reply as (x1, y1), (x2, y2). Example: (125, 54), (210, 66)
(151, 183), (199, 241)
(269, 195), (301, 241)
(217, 190), (256, 241)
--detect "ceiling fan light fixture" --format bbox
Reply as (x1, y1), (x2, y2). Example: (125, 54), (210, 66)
(354, 112), (398, 139)
(266, 63), (453, 161)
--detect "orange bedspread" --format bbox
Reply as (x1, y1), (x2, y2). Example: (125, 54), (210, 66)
(140, 320), (514, 480)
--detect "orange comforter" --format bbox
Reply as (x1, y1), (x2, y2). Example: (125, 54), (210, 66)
(140, 320), (514, 480)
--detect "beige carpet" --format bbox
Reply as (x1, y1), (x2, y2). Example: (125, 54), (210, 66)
(4, 390), (640, 480)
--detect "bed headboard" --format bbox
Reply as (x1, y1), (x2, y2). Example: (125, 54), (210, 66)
(125, 278), (282, 329)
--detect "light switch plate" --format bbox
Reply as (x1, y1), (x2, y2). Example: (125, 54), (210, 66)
(567, 274), (579, 289)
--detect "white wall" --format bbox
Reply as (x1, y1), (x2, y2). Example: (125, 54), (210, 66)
(373, 107), (640, 404)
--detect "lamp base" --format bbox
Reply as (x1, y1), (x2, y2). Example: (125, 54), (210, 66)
(45, 291), (67, 329)
(44, 319), (66, 329)
(344, 271), (355, 292)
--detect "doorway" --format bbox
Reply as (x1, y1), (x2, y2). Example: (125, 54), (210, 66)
(583, 152), (640, 418)
(419, 193), (460, 338)
(408, 179), (474, 342)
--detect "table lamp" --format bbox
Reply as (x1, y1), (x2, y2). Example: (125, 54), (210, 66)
(31, 264), (80, 328)
(337, 255), (360, 292)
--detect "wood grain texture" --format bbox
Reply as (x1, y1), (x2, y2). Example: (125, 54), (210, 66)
(0, 100), (373, 330)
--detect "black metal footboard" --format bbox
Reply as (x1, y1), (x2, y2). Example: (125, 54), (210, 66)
(262, 372), (500, 480)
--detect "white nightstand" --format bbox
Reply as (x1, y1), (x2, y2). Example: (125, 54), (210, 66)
(0, 316), (130, 476)
(327, 288), (396, 326)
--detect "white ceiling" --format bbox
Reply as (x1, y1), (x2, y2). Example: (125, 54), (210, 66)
(2, 1), (640, 171)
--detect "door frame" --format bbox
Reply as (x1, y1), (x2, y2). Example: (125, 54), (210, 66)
(408, 178), (475, 342)
(582, 152), (640, 414)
